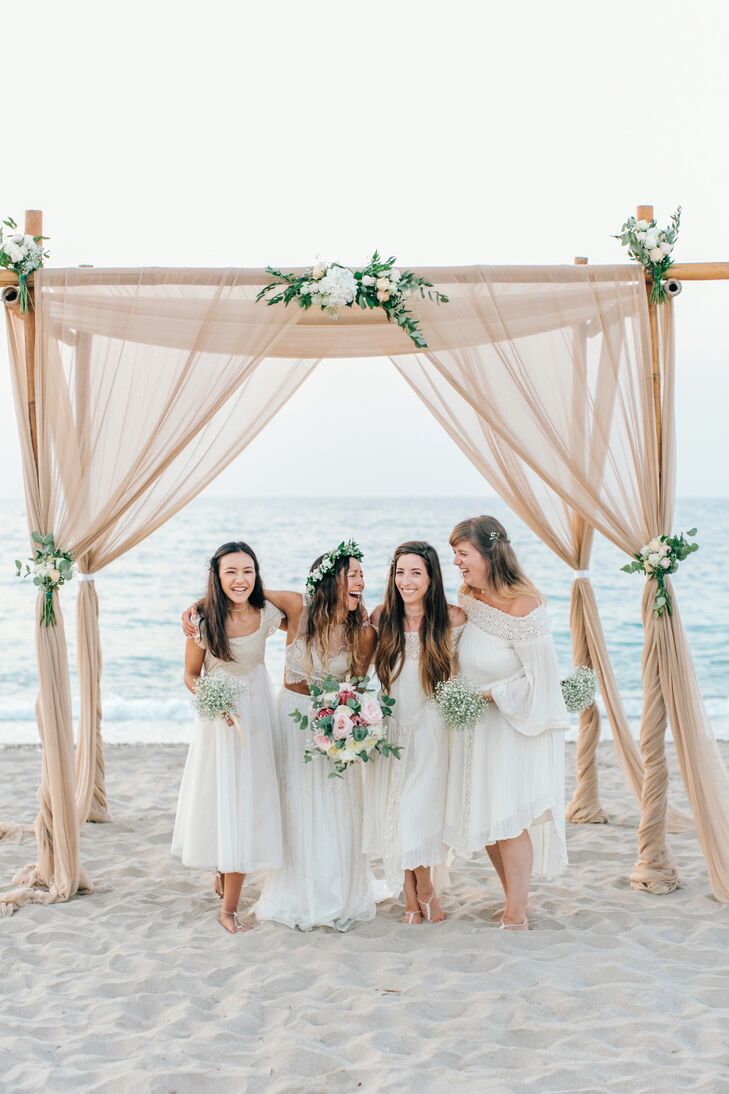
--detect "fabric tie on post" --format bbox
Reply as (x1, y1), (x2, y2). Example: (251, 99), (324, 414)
(573, 570), (591, 579)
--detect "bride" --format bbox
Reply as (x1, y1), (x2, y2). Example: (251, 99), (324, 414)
(255, 541), (378, 930)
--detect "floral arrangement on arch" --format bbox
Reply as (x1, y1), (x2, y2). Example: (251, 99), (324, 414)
(290, 675), (399, 778)
(0, 217), (49, 312)
(613, 207), (681, 304)
(256, 251), (448, 348)
(15, 533), (74, 627)
(621, 529), (699, 617)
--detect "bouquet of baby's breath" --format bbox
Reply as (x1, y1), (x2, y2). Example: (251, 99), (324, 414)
(192, 674), (246, 740)
(560, 667), (598, 714)
(434, 676), (488, 731)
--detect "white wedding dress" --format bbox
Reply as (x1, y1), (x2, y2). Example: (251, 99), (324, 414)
(255, 617), (377, 930)
(171, 600), (284, 874)
(362, 626), (464, 896)
(444, 593), (568, 877)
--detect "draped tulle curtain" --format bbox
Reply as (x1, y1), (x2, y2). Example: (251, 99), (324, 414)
(1, 268), (315, 915)
(394, 265), (729, 901)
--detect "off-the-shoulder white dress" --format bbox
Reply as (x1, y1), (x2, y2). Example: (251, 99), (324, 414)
(171, 600), (284, 874)
(444, 593), (568, 877)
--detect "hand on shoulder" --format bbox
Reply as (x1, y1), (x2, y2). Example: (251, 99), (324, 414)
(448, 604), (467, 627)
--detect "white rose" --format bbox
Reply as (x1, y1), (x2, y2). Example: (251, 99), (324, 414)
(361, 275), (375, 286)
(4, 242), (23, 263)
(389, 269), (401, 282)
(658, 542), (670, 557)
(312, 264), (326, 279)
(660, 242), (673, 255)
(48, 567), (61, 582)
(661, 558), (671, 569)
(636, 231), (647, 242)
(648, 538), (661, 553)
(640, 544), (651, 557)
(649, 248), (664, 263)
(375, 277), (390, 290)
(648, 553), (661, 566)
(644, 231), (659, 249)
(635, 220), (650, 231)
(377, 289), (390, 302)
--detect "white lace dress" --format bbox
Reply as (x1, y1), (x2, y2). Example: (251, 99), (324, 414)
(254, 623), (377, 931)
(362, 626), (464, 897)
(171, 600), (284, 874)
(444, 593), (568, 878)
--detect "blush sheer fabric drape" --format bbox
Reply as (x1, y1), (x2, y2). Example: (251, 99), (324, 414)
(393, 265), (729, 901)
(1, 269), (316, 915)
(2, 262), (726, 915)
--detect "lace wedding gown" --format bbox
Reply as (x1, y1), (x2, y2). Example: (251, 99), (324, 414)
(444, 593), (569, 877)
(362, 625), (464, 896)
(255, 616), (377, 930)
(171, 600), (284, 874)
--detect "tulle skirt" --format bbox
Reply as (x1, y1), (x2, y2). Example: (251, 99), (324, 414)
(362, 698), (449, 896)
(255, 687), (377, 931)
(171, 664), (283, 874)
(444, 707), (567, 878)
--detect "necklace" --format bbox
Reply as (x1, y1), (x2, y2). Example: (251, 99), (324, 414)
(229, 607), (252, 616)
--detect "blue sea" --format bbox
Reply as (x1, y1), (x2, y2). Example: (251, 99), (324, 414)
(1, 496), (727, 744)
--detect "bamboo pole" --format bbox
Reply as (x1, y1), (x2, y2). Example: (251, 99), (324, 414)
(23, 209), (42, 470)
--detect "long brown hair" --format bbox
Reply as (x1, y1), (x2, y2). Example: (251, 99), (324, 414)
(449, 516), (541, 602)
(305, 553), (368, 675)
(375, 541), (452, 697)
(199, 541), (265, 662)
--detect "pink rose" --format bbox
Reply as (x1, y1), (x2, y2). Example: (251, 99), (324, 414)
(338, 689), (357, 704)
(313, 732), (330, 752)
(332, 711), (354, 739)
(359, 698), (384, 725)
(317, 707), (334, 718)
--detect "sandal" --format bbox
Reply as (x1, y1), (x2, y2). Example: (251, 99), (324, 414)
(417, 890), (445, 924)
(219, 910), (251, 934)
(402, 909), (422, 925)
(498, 918), (529, 931)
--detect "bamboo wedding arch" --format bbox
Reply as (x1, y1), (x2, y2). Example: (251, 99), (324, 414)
(2, 206), (729, 917)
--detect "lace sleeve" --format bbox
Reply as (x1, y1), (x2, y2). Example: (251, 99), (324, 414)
(263, 600), (285, 638)
(490, 632), (569, 737)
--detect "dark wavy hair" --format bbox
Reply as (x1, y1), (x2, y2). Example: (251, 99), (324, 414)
(198, 541), (265, 662)
(305, 552), (369, 675)
(375, 541), (452, 696)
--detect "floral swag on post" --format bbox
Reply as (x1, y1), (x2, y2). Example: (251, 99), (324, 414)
(0, 217), (49, 312)
(621, 529), (699, 617)
(613, 207), (681, 304)
(257, 252), (449, 348)
(15, 533), (75, 627)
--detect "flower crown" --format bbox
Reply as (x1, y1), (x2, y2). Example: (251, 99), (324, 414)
(305, 540), (364, 596)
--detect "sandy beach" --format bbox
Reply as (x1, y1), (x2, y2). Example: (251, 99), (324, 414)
(1, 741), (728, 1094)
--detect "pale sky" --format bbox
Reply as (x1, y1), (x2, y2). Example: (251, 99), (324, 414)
(2, 0), (728, 497)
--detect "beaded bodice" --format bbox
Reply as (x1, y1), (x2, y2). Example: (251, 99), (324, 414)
(458, 593), (550, 642)
(284, 621), (351, 685)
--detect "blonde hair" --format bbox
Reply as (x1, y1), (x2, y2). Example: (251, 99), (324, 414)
(449, 515), (542, 602)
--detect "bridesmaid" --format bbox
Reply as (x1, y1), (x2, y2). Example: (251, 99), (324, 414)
(363, 541), (465, 924)
(172, 541), (284, 934)
(446, 516), (568, 930)
(255, 541), (379, 930)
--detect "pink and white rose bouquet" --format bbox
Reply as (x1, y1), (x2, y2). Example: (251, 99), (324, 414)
(290, 674), (399, 778)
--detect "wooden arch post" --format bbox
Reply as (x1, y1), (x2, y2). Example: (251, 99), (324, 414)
(23, 208), (42, 471)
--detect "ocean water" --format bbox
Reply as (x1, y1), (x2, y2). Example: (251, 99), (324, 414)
(1, 496), (727, 744)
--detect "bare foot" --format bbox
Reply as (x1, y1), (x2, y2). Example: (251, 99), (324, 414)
(214, 871), (224, 899)
(402, 908), (422, 925)
(219, 910), (251, 934)
(416, 887), (446, 923)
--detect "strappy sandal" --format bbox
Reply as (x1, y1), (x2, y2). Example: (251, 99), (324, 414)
(402, 909), (422, 925)
(498, 918), (529, 931)
(417, 891), (444, 924)
(219, 910), (251, 934)
(214, 871), (224, 899)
